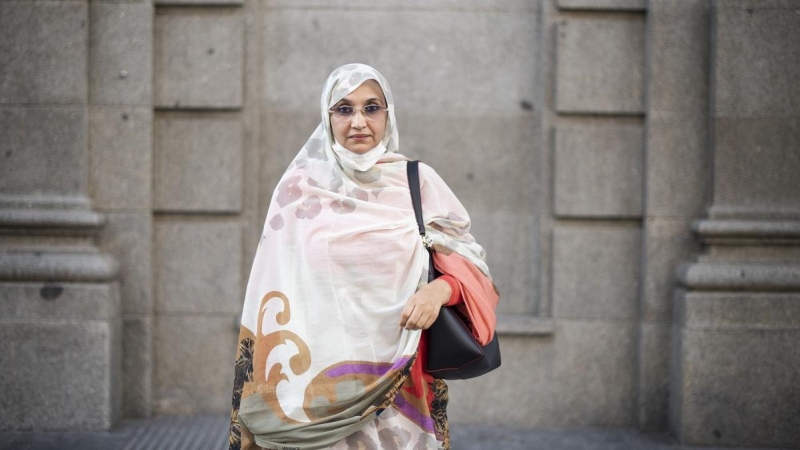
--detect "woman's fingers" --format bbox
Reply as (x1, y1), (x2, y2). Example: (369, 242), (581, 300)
(400, 297), (439, 330)
(402, 304), (426, 330)
(400, 302), (425, 328)
(400, 279), (452, 329)
(399, 303), (413, 328)
(404, 305), (424, 330)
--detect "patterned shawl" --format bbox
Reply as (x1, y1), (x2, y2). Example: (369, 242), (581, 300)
(233, 64), (490, 450)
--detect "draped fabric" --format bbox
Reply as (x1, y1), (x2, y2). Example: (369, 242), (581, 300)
(229, 64), (493, 450)
(431, 251), (499, 346)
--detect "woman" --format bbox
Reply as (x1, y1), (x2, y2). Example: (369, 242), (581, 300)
(229, 64), (498, 450)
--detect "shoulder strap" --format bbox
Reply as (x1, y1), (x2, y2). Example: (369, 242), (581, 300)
(407, 161), (426, 237)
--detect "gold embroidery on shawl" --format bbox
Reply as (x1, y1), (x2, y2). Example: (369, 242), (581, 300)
(249, 291), (312, 424)
(245, 290), (417, 429)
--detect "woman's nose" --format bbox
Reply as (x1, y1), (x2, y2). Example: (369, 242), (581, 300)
(351, 110), (366, 128)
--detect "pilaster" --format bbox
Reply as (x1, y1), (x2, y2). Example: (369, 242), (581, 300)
(669, 1), (800, 447)
(0, 0), (122, 430)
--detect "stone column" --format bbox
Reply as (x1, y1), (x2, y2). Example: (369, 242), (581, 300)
(670, 0), (800, 447)
(0, 1), (122, 430)
(638, 0), (710, 431)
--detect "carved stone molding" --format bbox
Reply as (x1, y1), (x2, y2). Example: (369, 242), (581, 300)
(677, 262), (800, 292)
(0, 196), (118, 282)
(693, 219), (800, 246)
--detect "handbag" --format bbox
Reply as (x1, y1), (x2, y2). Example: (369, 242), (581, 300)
(406, 161), (501, 380)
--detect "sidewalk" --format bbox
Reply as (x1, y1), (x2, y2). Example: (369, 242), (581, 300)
(0, 415), (786, 450)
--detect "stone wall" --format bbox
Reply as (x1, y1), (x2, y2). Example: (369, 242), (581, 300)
(669, 1), (800, 447)
(2, 0), (799, 447)
(151, 0), (251, 415)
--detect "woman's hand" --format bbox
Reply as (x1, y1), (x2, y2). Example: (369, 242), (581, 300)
(400, 278), (452, 330)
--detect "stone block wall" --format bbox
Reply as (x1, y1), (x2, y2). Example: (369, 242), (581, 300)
(469, 0), (649, 429)
(150, 0), (251, 415)
(3, 1), (800, 447)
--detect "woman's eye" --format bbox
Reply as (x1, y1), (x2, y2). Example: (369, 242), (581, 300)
(336, 106), (354, 115)
(364, 105), (381, 113)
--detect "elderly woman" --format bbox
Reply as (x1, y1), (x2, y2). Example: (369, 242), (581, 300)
(229, 64), (498, 450)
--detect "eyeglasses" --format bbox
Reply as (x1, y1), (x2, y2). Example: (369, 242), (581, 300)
(328, 104), (388, 122)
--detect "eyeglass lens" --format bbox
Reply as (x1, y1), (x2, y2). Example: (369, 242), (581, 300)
(330, 105), (386, 121)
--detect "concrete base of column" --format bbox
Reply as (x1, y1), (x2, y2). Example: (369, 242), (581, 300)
(0, 282), (122, 431)
(670, 285), (800, 448)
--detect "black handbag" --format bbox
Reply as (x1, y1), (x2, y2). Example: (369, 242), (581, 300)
(406, 161), (501, 380)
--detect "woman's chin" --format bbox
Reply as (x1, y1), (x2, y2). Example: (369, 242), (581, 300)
(344, 142), (375, 154)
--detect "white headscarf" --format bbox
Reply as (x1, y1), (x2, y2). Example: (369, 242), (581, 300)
(234, 64), (489, 450)
(321, 64), (400, 172)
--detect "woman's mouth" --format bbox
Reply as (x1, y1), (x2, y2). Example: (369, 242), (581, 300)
(350, 134), (370, 140)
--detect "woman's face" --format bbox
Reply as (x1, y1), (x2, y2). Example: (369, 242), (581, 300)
(330, 80), (387, 154)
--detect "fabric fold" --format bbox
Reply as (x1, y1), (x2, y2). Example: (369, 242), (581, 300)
(432, 251), (499, 346)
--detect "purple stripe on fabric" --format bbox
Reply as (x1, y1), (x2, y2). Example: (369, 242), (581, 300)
(326, 363), (389, 378)
(393, 393), (434, 432)
(326, 357), (411, 378)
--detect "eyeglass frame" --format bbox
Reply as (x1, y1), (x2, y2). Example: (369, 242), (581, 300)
(328, 104), (389, 123)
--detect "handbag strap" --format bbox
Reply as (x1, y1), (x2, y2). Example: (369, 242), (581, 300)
(407, 161), (437, 282)
(406, 161), (426, 238)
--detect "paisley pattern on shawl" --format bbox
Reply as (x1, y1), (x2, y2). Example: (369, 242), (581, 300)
(231, 64), (491, 450)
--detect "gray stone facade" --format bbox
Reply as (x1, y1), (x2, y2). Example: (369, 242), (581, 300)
(1, 0), (798, 448)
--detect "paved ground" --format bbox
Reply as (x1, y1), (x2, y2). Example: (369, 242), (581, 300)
(0, 415), (788, 450)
